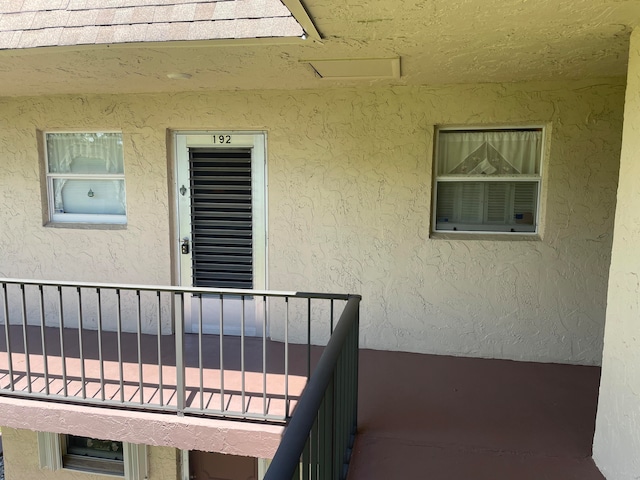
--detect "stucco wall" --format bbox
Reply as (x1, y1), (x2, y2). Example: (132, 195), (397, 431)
(593, 29), (640, 479)
(1, 427), (178, 480)
(0, 79), (624, 364)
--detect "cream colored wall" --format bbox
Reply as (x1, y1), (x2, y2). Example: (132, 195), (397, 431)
(0, 79), (624, 364)
(1, 427), (179, 480)
(593, 28), (640, 479)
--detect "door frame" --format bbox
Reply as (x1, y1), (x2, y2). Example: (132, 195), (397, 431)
(171, 131), (268, 333)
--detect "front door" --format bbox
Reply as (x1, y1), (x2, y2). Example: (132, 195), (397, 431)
(175, 132), (266, 335)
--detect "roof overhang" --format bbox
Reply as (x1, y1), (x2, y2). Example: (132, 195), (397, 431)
(0, 0), (638, 97)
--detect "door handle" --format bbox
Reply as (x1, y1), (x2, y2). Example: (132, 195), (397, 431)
(181, 238), (190, 254)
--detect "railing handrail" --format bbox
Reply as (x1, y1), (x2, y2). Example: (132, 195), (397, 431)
(0, 278), (357, 301)
(264, 295), (360, 480)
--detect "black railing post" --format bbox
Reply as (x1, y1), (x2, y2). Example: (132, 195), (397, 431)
(264, 295), (361, 480)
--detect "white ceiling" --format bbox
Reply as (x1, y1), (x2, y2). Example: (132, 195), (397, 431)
(1, 0), (639, 97)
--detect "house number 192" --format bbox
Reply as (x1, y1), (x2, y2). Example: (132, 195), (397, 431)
(213, 135), (231, 144)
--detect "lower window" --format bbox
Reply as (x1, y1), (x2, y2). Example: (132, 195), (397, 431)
(63, 435), (125, 476)
(435, 180), (538, 232)
(38, 432), (147, 479)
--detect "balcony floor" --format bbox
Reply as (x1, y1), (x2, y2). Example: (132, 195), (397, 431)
(0, 325), (317, 420)
(349, 350), (604, 480)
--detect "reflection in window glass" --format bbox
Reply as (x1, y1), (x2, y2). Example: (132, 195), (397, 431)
(45, 132), (127, 224)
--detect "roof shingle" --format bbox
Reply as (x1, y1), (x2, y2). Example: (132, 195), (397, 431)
(0, 0), (303, 49)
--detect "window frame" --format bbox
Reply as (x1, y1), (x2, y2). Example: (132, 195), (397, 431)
(63, 435), (125, 476)
(38, 432), (148, 480)
(431, 125), (545, 235)
(43, 131), (127, 226)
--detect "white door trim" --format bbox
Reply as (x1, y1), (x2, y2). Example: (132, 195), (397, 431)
(172, 131), (268, 335)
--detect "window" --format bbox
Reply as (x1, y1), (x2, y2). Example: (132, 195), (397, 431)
(433, 127), (543, 234)
(45, 132), (127, 224)
(38, 432), (147, 479)
(63, 435), (125, 476)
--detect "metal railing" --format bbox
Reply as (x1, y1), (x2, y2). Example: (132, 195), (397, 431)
(0, 278), (352, 423)
(264, 295), (360, 480)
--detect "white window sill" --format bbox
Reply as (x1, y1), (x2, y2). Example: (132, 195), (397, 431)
(430, 231), (541, 242)
(45, 222), (127, 230)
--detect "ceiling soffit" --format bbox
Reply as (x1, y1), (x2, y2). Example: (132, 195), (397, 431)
(0, 0), (638, 96)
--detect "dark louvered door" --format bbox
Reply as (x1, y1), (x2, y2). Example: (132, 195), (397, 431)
(188, 148), (253, 289)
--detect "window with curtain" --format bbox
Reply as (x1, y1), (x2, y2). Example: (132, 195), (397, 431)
(45, 132), (126, 224)
(433, 128), (543, 233)
(38, 432), (147, 479)
(64, 435), (124, 476)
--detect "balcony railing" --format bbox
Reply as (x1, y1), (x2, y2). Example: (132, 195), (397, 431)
(0, 278), (357, 424)
(265, 295), (360, 480)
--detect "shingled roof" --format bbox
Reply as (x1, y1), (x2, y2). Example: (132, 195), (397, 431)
(0, 0), (304, 50)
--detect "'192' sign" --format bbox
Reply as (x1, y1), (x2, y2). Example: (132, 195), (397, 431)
(212, 135), (231, 144)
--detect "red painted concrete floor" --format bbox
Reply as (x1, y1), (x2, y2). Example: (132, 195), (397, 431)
(348, 350), (604, 480)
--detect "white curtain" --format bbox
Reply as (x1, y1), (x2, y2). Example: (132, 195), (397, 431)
(47, 133), (126, 215)
(437, 130), (542, 176)
(47, 132), (124, 173)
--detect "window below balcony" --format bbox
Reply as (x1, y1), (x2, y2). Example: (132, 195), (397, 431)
(38, 432), (147, 479)
(63, 435), (125, 476)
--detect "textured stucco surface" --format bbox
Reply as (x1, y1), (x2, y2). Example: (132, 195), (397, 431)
(1, 0), (639, 97)
(593, 28), (640, 480)
(0, 396), (283, 458)
(1, 427), (179, 480)
(0, 79), (624, 365)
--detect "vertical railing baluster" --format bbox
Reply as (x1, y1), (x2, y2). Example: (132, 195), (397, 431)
(332, 369), (340, 479)
(262, 295), (267, 417)
(19, 284), (32, 393)
(240, 294), (246, 415)
(76, 288), (86, 399)
(219, 294), (224, 412)
(198, 294), (203, 411)
(327, 370), (339, 478)
(337, 366), (343, 479)
(346, 329), (353, 458)
(116, 289), (124, 403)
(343, 332), (348, 445)
(330, 299), (334, 333)
(57, 286), (67, 397)
(156, 291), (163, 407)
(318, 396), (326, 480)
(353, 305), (360, 442)
(97, 288), (105, 401)
(302, 435), (310, 480)
(176, 292), (185, 416)
(136, 290), (143, 404)
(2, 283), (14, 391)
(310, 413), (319, 480)
(38, 285), (49, 395)
(340, 350), (347, 475)
(307, 298), (311, 379)
(284, 296), (289, 418)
